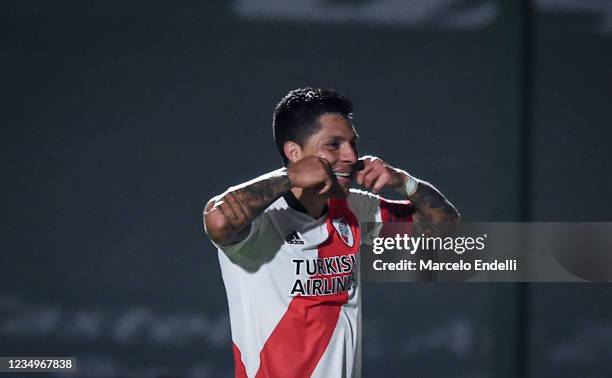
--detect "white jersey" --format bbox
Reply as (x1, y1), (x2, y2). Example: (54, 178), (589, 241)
(211, 189), (414, 378)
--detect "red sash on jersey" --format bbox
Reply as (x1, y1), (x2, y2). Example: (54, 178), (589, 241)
(253, 198), (360, 378)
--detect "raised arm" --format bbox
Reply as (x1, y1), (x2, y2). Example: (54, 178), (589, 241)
(356, 155), (460, 236)
(404, 179), (459, 237)
(204, 169), (291, 246)
(204, 156), (338, 246)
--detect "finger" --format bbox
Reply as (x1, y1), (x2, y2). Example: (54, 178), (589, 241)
(319, 170), (338, 194)
(372, 172), (391, 194)
(319, 175), (340, 195)
(359, 155), (381, 169)
(317, 158), (336, 194)
(204, 198), (216, 214)
(356, 162), (375, 186)
(227, 192), (252, 220)
(318, 156), (333, 171)
(363, 170), (381, 189)
(359, 155), (376, 163)
(218, 200), (246, 229)
(354, 160), (365, 172)
(318, 178), (332, 194)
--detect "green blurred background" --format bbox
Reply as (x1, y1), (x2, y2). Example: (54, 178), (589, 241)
(2, 1), (611, 377)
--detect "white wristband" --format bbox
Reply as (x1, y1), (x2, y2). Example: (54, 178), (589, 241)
(404, 174), (419, 197)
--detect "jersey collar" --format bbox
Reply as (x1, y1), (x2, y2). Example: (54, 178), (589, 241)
(283, 191), (329, 218)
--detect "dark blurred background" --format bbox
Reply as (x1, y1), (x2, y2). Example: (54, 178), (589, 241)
(1, 1), (611, 377)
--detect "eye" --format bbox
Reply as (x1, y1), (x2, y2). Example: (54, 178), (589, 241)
(327, 141), (340, 149)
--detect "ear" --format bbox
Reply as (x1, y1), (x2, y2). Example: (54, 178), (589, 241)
(283, 141), (303, 164)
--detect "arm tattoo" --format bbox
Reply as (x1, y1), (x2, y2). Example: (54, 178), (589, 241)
(216, 203), (233, 222)
(228, 192), (249, 220)
(211, 169), (292, 238)
(223, 193), (242, 221)
(228, 173), (291, 220)
(409, 181), (459, 236)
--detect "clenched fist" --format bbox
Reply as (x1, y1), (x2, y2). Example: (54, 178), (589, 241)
(287, 156), (343, 195)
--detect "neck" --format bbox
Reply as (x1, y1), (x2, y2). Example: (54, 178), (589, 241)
(290, 187), (328, 219)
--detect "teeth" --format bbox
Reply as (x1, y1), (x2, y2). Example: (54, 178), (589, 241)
(334, 172), (351, 177)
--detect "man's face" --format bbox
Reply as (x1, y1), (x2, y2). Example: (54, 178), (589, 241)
(300, 113), (359, 191)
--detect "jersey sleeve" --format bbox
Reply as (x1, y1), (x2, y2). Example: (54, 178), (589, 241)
(378, 197), (415, 223)
(206, 212), (272, 269)
(348, 189), (415, 244)
(347, 188), (415, 223)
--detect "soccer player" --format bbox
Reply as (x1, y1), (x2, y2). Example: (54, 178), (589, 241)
(204, 88), (459, 378)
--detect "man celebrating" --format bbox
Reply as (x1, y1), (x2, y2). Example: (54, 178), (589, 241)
(204, 88), (459, 378)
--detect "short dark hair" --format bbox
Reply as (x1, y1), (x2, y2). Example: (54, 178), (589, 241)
(273, 88), (353, 165)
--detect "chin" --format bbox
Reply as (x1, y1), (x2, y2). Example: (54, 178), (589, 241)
(337, 176), (353, 187)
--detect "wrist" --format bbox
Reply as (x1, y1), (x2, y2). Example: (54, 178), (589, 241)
(281, 167), (296, 190)
(278, 167), (293, 191)
(395, 170), (420, 197)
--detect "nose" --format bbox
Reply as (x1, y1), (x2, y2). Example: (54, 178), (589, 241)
(341, 143), (358, 164)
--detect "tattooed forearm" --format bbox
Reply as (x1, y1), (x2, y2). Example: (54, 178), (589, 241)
(225, 174), (292, 222)
(409, 181), (460, 237)
(205, 169), (291, 245)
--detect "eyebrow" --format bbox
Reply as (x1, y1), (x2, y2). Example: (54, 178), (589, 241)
(327, 134), (359, 142)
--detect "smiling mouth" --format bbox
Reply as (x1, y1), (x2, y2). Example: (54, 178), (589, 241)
(333, 171), (351, 178)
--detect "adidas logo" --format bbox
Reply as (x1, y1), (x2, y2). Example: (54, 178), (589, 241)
(285, 230), (304, 245)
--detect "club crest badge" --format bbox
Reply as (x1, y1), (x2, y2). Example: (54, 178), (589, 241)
(332, 217), (354, 247)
